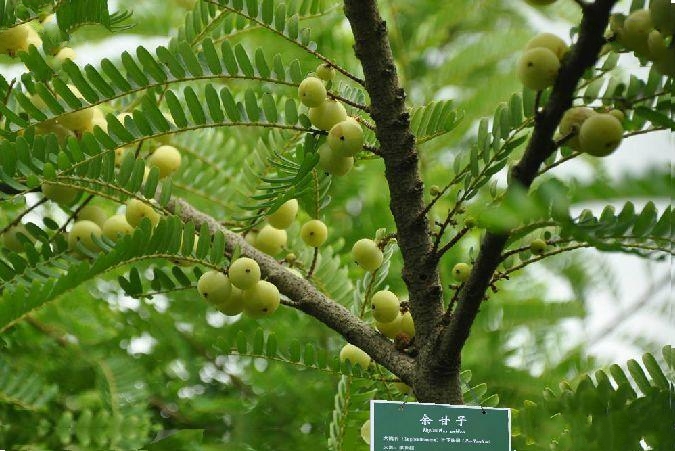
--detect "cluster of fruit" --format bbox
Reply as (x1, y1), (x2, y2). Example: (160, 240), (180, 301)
(610, 1), (675, 77)
(0, 22), (42, 57)
(516, 32), (568, 91)
(0, 15), (76, 66)
(558, 106), (625, 157)
(297, 64), (364, 176)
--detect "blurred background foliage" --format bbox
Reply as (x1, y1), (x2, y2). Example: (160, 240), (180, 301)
(0, 0), (672, 449)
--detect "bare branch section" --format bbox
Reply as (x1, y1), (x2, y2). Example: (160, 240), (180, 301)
(438, 0), (620, 365)
(166, 197), (416, 383)
(342, 1), (443, 344)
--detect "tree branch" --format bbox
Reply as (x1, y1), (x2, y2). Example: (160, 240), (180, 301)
(166, 197), (416, 384)
(438, 0), (620, 365)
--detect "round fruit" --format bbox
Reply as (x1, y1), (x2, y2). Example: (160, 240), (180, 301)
(648, 30), (669, 59)
(376, 313), (403, 339)
(76, 205), (107, 227)
(525, 33), (569, 60)
(352, 238), (383, 272)
(309, 99), (347, 131)
(217, 286), (245, 316)
(3, 224), (32, 252)
(516, 47), (560, 91)
(300, 219), (328, 247)
(68, 220), (102, 254)
(316, 63), (336, 81)
(125, 199), (161, 227)
(254, 224), (287, 256)
(198, 270), (233, 304)
(114, 147), (132, 166)
(618, 9), (653, 57)
(57, 85), (94, 132)
(371, 290), (400, 323)
(400, 311), (415, 338)
(243, 280), (280, 318)
(530, 238), (547, 255)
(0, 24), (30, 56)
(54, 47), (76, 66)
(327, 117), (364, 157)
(298, 76), (327, 108)
(245, 230), (257, 246)
(650, 0), (675, 36)
(229, 257), (261, 290)
(102, 214), (134, 241)
(579, 113), (624, 157)
(361, 420), (371, 445)
(84, 107), (108, 134)
(452, 262), (471, 282)
(317, 143), (354, 176)
(267, 199), (299, 229)
(42, 182), (79, 205)
(147, 145), (181, 178)
(339, 344), (371, 369)
(608, 109), (625, 122)
(558, 107), (595, 150)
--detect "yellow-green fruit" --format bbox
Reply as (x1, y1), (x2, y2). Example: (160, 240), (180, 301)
(267, 199), (299, 229)
(35, 122), (73, 144)
(525, 0), (557, 5)
(300, 219), (328, 247)
(618, 9), (653, 56)
(371, 290), (400, 323)
(197, 270), (233, 305)
(525, 33), (569, 60)
(245, 231), (257, 246)
(653, 52), (675, 77)
(516, 47), (560, 91)
(102, 214), (134, 241)
(608, 109), (625, 122)
(229, 257), (261, 290)
(298, 76), (327, 108)
(309, 99), (347, 131)
(42, 182), (79, 205)
(317, 143), (354, 176)
(559, 107), (595, 150)
(316, 63), (335, 81)
(452, 262), (471, 282)
(243, 280), (280, 318)
(53, 47), (76, 67)
(650, 0), (675, 36)
(22, 26), (41, 52)
(254, 224), (287, 256)
(217, 286), (245, 316)
(579, 113), (624, 157)
(125, 199), (161, 227)
(648, 30), (669, 59)
(57, 85), (94, 132)
(352, 238), (383, 272)
(0, 24), (30, 55)
(361, 420), (371, 445)
(3, 224), (32, 252)
(530, 238), (547, 255)
(68, 220), (102, 254)
(147, 145), (181, 178)
(327, 117), (364, 157)
(339, 344), (371, 369)
(376, 313), (403, 339)
(84, 107), (107, 134)
(76, 205), (107, 227)
(114, 147), (132, 166)
(400, 311), (415, 338)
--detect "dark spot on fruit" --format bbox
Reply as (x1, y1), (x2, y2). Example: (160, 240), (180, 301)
(262, 308), (268, 312)
(245, 269), (250, 273)
(528, 62), (534, 67)
(340, 136), (345, 141)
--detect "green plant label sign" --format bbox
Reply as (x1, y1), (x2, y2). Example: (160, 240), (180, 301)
(370, 401), (511, 450)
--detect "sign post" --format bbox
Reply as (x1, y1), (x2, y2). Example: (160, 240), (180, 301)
(370, 401), (511, 450)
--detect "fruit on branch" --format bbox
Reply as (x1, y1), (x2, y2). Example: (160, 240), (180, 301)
(298, 76), (327, 108)
(529, 238), (547, 255)
(317, 143), (354, 176)
(452, 262), (471, 282)
(228, 257), (261, 290)
(217, 287), (245, 316)
(2, 224), (33, 252)
(68, 220), (102, 255)
(327, 117), (364, 157)
(57, 85), (95, 133)
(267, 199), (299, 229)
(339, 344), (371, 369)
(41, 182), (80, 205)
(300, 219), (328, 247)
(376, 313), (403, 339)
(400, 311), (415, 338)
(254, 224), (287, 256)
(647, 30), (675, 77)
(616, 9), (653, 57)
(558, 106), (595, 150)
(371, 290), (400, 323)
(147, 145), (181, 179)
(84, 107), (108, 134)
(579, 113), (624, 157)
(525, 33), (569, 60)
(125, 199), (161, 227)
(245, 230), (257, 246)
(197, 270), (233, 304)
(76, 205), (107, 227)
(650, 0), (675, 36)
(608, 109), (625, 122)
(352, 238), (384, 272)
(309, 99), (347, 131)
(101, 214), (134, 241)
(0, 24), (30, 56)
(243, 280), (281, 318)
(316, 63), (336, 81)
(516, 47), (561, 91)
(360, 420), (371, 445)
(53, 47), (76, 67)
